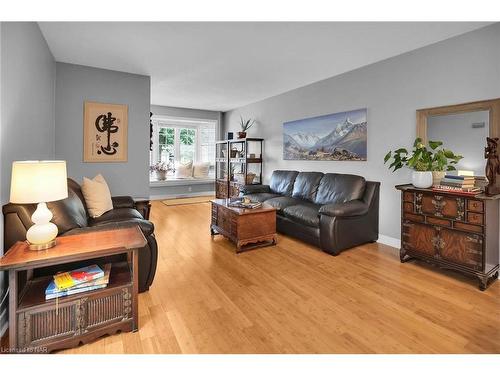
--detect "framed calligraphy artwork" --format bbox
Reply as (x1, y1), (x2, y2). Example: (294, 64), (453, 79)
(83, 101), (128, 162)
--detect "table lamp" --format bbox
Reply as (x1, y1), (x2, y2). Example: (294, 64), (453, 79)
(10, 161), (68, 250)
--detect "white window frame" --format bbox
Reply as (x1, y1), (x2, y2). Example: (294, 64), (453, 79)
(150, 115), (218, 185)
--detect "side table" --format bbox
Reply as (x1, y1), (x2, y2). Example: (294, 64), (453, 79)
(0, 226), (146, 353)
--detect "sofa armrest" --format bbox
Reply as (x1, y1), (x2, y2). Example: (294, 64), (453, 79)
(111, 196), (135, 209)
(319, 200), (369, 217)
(240, 184), (271, 195)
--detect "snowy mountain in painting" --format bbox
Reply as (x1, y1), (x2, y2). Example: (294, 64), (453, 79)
(291, 132), (321, 148)
(283, 109), (367, 161)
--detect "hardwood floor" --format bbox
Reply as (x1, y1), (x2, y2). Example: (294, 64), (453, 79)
(57, 200), (498, 353)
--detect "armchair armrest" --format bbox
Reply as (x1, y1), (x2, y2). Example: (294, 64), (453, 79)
(239, 184), (271, 195)
(319, 200), (369, 217)
(111, 196), (135, 209)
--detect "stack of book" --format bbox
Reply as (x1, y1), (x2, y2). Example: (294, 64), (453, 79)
(433, 174), (481, 194)
(228, 199), (262, 209)
(45, 263), (111, 300)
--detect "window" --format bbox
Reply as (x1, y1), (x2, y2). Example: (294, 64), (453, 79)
(159, 127), (175, 165)
(150, 116), (217, 181)
(179, 128), (196, 163)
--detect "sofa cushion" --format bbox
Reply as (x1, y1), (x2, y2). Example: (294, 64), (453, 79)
(270, 170), (299, 196)
(48, 188), (88, 234)
(81, 174), (113, 218)
(89, 208), (154, 236)
(175, 161), (193, 178)
(283, 203), (321, 228)
(264, 196), (301, 213)
(244, 192), (280, 203)
(315, 173), (366, 205)
(292, 172), (324, 202)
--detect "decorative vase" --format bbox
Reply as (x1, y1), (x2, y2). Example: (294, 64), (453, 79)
(237, 131), (247, 139)
(156, 170), (167, 181)
(432, 171), (446, 186)
(412, 171), (433, 188)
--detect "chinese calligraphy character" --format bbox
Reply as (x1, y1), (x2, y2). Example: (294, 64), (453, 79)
(95, 112), (119, 155)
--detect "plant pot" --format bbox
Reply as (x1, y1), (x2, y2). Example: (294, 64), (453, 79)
(237, 132), (247, 139)
(432, 171), (446, 186)
(412, 171), (433, 189)
(156, 170), (167, 181)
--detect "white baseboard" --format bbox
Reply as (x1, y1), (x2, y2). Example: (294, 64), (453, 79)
(377, 235), (401, 249)
(150, 190), (215, 200)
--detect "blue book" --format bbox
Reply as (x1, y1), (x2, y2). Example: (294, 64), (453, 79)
(45, 284), (107, 300)
(444, 175), (474, 180)
(46, 263), (111, 295)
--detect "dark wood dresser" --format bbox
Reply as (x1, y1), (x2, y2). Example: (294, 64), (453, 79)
(396, 184), (499, 290)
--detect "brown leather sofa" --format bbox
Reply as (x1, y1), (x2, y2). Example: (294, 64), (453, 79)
(2, 178), (157, 292)
(241, 170), (380, 255)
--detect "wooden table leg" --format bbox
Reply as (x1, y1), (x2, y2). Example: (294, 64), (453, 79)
(8, 270), (17, 351)
(131, 249), (139, 332)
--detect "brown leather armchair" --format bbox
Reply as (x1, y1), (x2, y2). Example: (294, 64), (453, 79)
(2, 178), (157, 292)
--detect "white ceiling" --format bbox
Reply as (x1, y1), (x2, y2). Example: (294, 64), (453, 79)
(39, 22), (491, 112)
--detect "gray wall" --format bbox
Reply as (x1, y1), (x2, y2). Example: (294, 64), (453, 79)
(55, 63), (151, 197)
(224, 23), (500, 241)
(149, 105), (221, 198)
(0, 21), (56, 335)
(427, 111), (489, 176)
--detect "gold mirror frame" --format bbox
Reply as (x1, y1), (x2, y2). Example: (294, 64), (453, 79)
(416, 98), (500, 143)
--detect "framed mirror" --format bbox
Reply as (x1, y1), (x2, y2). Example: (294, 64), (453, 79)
(417, 98), (500, 177)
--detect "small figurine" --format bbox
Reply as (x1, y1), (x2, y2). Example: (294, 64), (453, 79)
(484, 137), (500, 196)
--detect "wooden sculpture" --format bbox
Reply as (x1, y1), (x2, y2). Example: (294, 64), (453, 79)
(485, 137), (500, 196)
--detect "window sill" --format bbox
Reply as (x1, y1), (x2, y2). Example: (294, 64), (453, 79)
(150, 178), (215, 187)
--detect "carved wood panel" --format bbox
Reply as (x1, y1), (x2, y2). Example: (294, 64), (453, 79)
(17, 286), (133, 349)
(439, 229), (483, 270)
(216, 180), (228, 199)
(403, 221), (436, 257)
(418, 194), (464, 221)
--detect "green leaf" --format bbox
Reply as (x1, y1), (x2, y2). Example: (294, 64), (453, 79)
(414, 138), (422, 147)
(443, 149), (455, 158)
(429, 140), (443, 150)
(447, 166), (456, 171)
(384, 151), (392, 163)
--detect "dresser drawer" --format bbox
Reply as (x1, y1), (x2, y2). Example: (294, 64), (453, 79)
(467, 212), (483, 225)
(467, 199), (484, 213)
(416, 193), (465, 221)
(403, 192), (414, 202)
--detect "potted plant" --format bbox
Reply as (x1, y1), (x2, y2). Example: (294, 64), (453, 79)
(238, 116), (255, 139)
(384, 138), (463, 188)
(150, 161), (174, 181)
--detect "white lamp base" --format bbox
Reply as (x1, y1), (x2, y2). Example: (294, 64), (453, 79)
(26, 202), (58, 251)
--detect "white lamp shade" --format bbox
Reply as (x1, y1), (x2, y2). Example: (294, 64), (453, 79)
(10, 161), (68, 204)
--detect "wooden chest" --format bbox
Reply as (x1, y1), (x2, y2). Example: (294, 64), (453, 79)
(396, 185), (499, 290)
(210, 199), (277, 252)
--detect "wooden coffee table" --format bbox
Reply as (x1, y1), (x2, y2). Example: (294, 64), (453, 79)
(210, 199), (277, 252)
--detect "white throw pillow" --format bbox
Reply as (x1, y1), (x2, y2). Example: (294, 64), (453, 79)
(81, 174), (113, 218)
(175, 161), (193, 179)
(193, 162), (210, 179)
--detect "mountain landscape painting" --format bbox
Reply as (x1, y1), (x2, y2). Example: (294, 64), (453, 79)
(283, 108), (367, 161)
